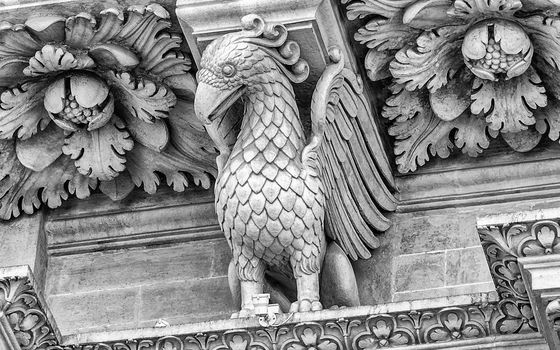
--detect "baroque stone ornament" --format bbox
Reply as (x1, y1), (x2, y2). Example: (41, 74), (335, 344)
(0, 4), (216, 219)
(546, 299), (560, 331)
(194, 14), (397, 316)
(0, 267), (59, 350)
(477, 218), (560, 336)
(40, 300), (538, 350)
(0, 268), (540, 350)
(341, 0), (560, 172)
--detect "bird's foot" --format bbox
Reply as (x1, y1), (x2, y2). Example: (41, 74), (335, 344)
(289, 299), (323, 313)
(230, 308), (254, 319)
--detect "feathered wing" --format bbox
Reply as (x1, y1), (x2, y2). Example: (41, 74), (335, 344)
(306, 51), (397, 260)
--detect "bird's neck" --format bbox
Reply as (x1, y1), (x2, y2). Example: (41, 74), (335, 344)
(235, 71), (305, 159)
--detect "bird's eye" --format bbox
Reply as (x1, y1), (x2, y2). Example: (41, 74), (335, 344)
(221, 64), (236, 77)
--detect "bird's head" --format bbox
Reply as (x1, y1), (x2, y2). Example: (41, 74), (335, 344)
(194, 14), (309, 124)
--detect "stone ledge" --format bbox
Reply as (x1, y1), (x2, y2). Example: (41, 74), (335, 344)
(57, 291), (542, 350)
(1, 265), (547, 349)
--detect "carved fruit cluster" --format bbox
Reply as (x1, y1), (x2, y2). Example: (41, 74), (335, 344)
(346, 0), (560, 172)
(0, 4), (216, 219)
(468, 38), (523, 75)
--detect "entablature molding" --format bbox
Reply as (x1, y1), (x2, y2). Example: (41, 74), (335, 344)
(2, 265), (547, 350)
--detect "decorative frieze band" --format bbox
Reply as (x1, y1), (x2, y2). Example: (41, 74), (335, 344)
(0, 264), (541, 350)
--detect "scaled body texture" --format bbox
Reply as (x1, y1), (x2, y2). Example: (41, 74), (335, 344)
(195, 14), (396, 315)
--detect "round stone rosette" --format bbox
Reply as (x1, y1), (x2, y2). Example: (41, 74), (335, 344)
(351, 0), (560, 172)
(0, 4), (215, 218)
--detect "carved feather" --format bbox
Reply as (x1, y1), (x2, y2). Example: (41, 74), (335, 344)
(306, 50), (397, 260)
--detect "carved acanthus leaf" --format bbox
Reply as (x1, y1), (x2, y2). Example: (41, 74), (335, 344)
(0, 81), (51, 140)
(345, 0), (560, 172)
(0, 4), (218, 219)
(120, 112), (169, 152)
(387, 87), (454, 172)
(450, 0), (522, 18)
(355, 18), (420, 51)
(343, 0), (417, 20)
(23, 45), (95, 76)
(127, 143), (212, 194)
(390, 25), (467, 92)
(470, 68), (547, 133)
(107, 71), (177, 123)
(385, 85), (495, 172)
(364, 49), (394, 81)
(535, 98), (560, 141)
(519, 15), (560, 70)
(383, 85), (429, 122)
(454, 113), (496, 157)
(62, 117), (134, 181)
(0, 140), (94, 219)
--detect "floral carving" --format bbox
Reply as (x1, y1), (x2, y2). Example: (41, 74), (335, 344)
(283, 324), (342, 350)
(425, 309), (486, 342)
(0, 4), (216, 219)
(0, 275), (58, 350)
(343, 0), (560, 172)
(546, 299), (560, 331)
(495, 300), (537, 334)
(477, 217), (560, 339)
(1, 266), (527, 350)
(354, 316), (413, 348)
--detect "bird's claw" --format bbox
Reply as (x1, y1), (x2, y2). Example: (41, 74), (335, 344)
(289, 299), (323, 313)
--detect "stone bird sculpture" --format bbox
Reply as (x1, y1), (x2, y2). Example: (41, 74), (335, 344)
(194, 14), (396, 316)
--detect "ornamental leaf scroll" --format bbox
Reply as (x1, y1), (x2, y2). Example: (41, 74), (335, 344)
(343, 0), (560, 172)
(0, 4), (217, 219)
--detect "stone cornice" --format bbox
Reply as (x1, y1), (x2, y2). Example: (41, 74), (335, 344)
(44, 187), (221, 256)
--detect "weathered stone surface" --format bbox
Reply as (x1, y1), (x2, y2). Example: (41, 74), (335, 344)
(446, 247), (492, 286)
(47, 288), (138, 334)
(394, 252), (446, 292)
(46, 239), (230, 295)
(397, 211), (480, 254)
(46, 237), (233, 334)
(139, 276), (235, 325)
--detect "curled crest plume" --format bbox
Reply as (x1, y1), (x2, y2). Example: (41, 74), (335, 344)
(232, 14), (310, 83)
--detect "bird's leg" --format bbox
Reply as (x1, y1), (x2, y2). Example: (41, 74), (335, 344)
(290, 272), (323, 313)
(235, 280), (264, 318)
(231, 257), (266, 319)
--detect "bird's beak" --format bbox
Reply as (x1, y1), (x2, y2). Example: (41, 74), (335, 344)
(194, 82), (245, 125)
